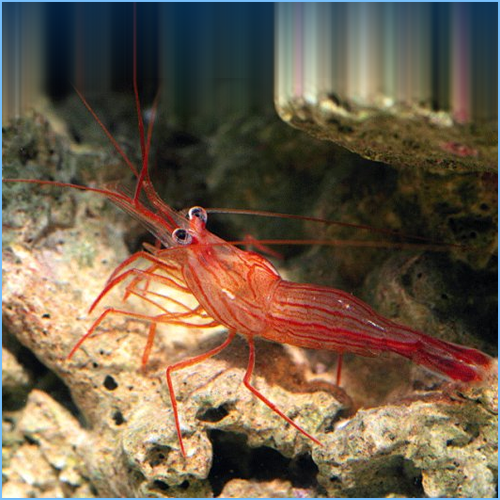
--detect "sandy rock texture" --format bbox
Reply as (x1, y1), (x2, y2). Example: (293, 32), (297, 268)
(2, 107), (497, 498)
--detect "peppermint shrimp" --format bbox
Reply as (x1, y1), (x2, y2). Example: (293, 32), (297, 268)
(4, 89), (494, 458)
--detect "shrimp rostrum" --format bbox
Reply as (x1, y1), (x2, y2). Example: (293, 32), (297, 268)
(5, 93), (493, 459)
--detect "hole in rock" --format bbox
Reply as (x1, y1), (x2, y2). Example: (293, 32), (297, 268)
(208, 430), (319, 497)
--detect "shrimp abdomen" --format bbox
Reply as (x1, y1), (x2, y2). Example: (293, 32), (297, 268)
(265, 280), (492, 382)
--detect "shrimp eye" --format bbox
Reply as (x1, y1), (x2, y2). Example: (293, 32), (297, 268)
(172, 228), (193, 245)
(188, 206), (207, 224)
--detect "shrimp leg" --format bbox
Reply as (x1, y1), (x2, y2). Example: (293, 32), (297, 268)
(335, 353), (343, 386)
(106, 250), (165, 283)
(106, 249), (183, 285)
(89, 267), (189, 314)
(141, 323), (157, 369)
(165, 330), (237, 457)
(125, 287), (198, 315)
(243, 336), (322, 446)
(68, 308), (158, 360)
(132, 302), (218, 368)
(68, 307), (216, 362)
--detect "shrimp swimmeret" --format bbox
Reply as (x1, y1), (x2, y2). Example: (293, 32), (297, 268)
(4, 88), (493, 458)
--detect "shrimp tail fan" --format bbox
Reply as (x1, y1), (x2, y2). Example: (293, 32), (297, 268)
(387, 328), (494, 382)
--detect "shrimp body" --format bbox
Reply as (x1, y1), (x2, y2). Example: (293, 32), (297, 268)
(180, 215), (492, 385)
